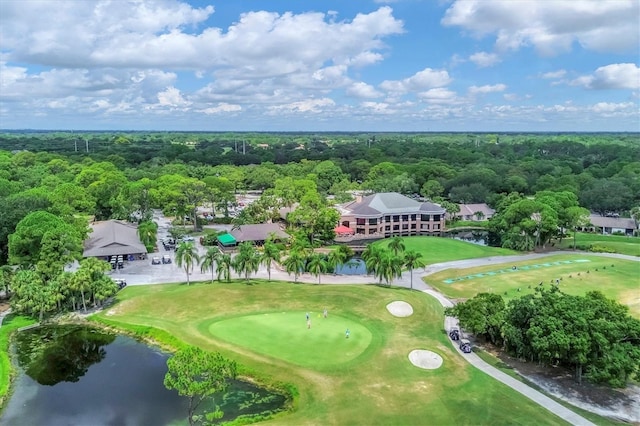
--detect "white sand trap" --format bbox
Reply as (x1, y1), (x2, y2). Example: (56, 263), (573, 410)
(409, 349), (443, 370)
(386, 301), (413, 317)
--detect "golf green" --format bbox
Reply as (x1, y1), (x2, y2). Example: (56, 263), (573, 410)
(208, 311), (372, 368)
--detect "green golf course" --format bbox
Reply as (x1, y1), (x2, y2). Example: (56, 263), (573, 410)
(426, 254), (640, 317)
(96, 281), (580, 425)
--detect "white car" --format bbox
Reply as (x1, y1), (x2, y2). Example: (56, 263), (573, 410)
(181, 236), (195, 242)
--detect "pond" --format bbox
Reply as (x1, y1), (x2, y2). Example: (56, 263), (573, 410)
(444, 229), (488, 246)
(1, 325), (286, 426)
(334, 258), (367, 275)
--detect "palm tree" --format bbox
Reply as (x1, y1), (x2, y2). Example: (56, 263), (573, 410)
(307, 254), (328, 285)
(260, 240), (281, 281)
(232, 242), (260, 281)
(216, 253), (232, 282)
(327, 244), (354, 274)
(388, 236), (406, 256)
(200, 247), (220, 284)
(137, 220), (158, 251)
(403, 250), (426, 290)
(175, 242), (200, 285)
(361, 244), (383, 277)
(376, 250), (403, 286)
(282, 249), (307, 282)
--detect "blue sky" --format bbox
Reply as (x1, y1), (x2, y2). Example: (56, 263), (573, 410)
(0, 0), (638, 131)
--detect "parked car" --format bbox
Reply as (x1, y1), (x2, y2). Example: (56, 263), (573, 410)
(459, 339), (472, 353)
(181, 235), (195, 242)
(449, 327), (460, 341)
(162, 255), (172, 264)
(113, 279), (127, 290)
(151, 256), (161, 265)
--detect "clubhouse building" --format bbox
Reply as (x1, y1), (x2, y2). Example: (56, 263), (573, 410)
(336, 192), (446, 240)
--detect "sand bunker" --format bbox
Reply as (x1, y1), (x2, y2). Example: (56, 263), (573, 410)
(386, 301), (413, 317)
(409, 350), (443, 370)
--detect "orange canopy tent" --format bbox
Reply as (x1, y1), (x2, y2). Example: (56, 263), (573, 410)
(334, 225), (355, 235)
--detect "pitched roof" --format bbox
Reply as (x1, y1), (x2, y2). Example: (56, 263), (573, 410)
(230, 223), (289, 243)
(83, 220), (147, 257)
(342, 192), (445, 216)
(458, 203), (495, 217)
(588, 215), (637, 230)
(217, 233), (237, 246)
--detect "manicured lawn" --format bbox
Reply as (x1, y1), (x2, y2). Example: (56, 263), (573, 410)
(426, 254), (640, 317)
(555, 232), (640, 257)
(374, 236), (517, 264)
(209, 312), (371, 369)
(95, 281), (573, 425)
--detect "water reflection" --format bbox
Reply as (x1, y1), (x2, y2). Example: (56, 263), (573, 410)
(2, 325), (286, 426)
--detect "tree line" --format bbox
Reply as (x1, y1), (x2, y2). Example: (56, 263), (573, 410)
(445, 287), (640, 387)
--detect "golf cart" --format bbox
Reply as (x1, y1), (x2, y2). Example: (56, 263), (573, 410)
(449, 327), (460, 341)
(151, 256), (161, 265)
(113, 279), (127, 290)
(459, 339), (472, 354)
(162, 254), (172, 264)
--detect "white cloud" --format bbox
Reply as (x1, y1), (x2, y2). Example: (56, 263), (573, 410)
(468, 84), (507, 95)
(157, 86), (191, 108)
(268, 98), (335, 114)
(347, 82), (383, 99)
(442, 0), (639, 55)
(469, 51), (501, 67)
(541, 70), (567, 79)
(200, 103), (242, 114)
(571, 63), (640, 90)
(380, 68), (452, 95)
(417, 88), (459, 104)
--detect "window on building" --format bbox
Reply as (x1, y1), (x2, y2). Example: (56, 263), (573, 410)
(411, 224), (416, 229)
(369, 218), (377, 225)
(384, 216), (391, 223)
(393, 225), (400, 230)
(422, 224), (430, 230)
(421, 214), (430, 221)
(393, 215), (400, 222)
(356, 218), (366, 226)
(433, 224), (440, 230)
(402, 215), (409, 221)
(385, 225), (390, 231)
(356, 228), (365, 234)
(433, 214), (441, 221)
(402, 224), (408, 230)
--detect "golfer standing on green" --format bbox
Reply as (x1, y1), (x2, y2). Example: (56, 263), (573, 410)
(345, 328), (350, 339)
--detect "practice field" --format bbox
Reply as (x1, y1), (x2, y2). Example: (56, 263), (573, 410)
(209, 312), (371, 369)
(426, 254), (640, 317)
(95, 280), (583, 425)
(374, 236), (517, 265)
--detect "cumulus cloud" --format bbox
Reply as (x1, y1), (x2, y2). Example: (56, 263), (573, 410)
(469, 51), (501, 67)
(468, 84), (507, 95)
(571, 63), (640, 90)
(380, 68), (452, 95)
(347, 82), (383, 99)
(157, 87), (191, 108)
(442, 0), (639, 55)
(417, 88), (459, 104)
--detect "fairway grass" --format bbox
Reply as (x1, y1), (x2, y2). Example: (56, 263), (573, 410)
(96, 280), (574, 425)
(426, 254), (640, 317)
(374, 236), (517, 264)
(208, 312), (371, 369)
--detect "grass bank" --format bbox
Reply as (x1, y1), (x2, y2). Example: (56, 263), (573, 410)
(0, 315), (36, 407)
(95, 280), (574, 425)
